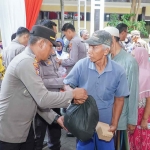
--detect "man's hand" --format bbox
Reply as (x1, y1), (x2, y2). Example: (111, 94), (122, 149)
(141, 118), (148, 130)
(57, 116), (68, 131)
(72, 88), (88, 104)
(127, 124), (136, 134)
(108, 124), (117, 133)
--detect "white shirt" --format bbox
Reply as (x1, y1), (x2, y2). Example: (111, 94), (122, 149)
(56, 51), (69, 59)
(56, 51), (69, 77)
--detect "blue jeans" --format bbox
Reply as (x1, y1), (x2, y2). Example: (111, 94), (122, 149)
(77, 133), (114, 150)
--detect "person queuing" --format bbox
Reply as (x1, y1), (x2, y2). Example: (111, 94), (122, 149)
(104, 26), (139, 150)
(129, 47), (150, 150)
(2, 27), (30, 68)
(131, 30), (149, 51)
(80, 29), (89, 51)
(64, 30), (129, 150)
(0, 25), (88, 150)
(57, 23), (87, 74)
(116, 23), (128, 50)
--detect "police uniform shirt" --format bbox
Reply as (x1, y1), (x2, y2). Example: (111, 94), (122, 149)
(2, 39), (25, 68)
(0, 47), (73, 143)
(61, 35), (87, 73)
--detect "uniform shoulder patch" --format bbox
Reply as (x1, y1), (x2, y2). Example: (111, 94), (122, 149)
(33, 58), (40, 75)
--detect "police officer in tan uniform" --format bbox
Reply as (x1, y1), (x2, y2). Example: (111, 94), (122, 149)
(2, 27), (30, 68)
(34, 20), (64, 150)
(0, 25), (88, 150)
(58, 23), (87, 74)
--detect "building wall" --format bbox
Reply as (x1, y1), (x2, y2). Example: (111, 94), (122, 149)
(40, 5), (142, 14)
(40, 4), (143, 35)
(145, 6), (150, 16)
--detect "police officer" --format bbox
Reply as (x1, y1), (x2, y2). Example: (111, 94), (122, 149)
(0, 25), (88, 150)
(2, 27), (30, 68)
(34, 20), (64, 150)
(58, 23), (87, 74)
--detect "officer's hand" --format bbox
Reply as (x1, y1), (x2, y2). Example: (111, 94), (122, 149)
(72, 88), (88, 104)
(57, 116), (68, 131)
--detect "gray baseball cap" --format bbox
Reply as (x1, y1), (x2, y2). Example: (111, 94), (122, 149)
(85, 30), (112, 46)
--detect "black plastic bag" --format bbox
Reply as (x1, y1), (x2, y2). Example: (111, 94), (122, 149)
(64, 95), (99, 142)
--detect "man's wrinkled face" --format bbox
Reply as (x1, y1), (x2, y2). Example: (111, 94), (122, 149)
(82, 31), (89, 40)
(63, 29), (72, 41)
(131, 36), (138, 43)
(37, 39), (53, 61)
(88, 45), (109, 63)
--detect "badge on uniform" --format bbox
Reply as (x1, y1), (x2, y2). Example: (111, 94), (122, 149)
(46, 60), (51, 65)
(33, 58), (40, 76)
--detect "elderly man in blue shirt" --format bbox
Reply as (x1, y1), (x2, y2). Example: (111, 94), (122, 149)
(63, 30), (130, 150)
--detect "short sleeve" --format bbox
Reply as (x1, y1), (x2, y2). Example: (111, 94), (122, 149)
(61, 40), (79, 67)
(63, 60), (81, 87)
(115, 72), (130, 97)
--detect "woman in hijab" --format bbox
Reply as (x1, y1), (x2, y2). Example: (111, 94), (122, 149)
(56, 38), (69, 59)
(55, 38), (69, 77)
(129, 47), (150, 150)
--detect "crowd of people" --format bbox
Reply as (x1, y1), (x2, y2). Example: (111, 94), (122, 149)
(0, 19), (150, 150)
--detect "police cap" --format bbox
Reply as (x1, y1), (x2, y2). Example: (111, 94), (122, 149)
(30, 25), (59, 47)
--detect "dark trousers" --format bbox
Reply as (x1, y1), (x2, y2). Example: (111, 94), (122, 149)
(0, 125), (34, 150)
(34, 108), (61, 150)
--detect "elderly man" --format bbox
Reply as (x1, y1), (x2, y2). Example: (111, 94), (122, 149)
(80, 29), (89, 51)
(131, 30), (149, 51)
(104, 26), (139, 150)
(64, 30), (129, 150)
(80, 29), (89, 40)
(0, 25), (87, 150)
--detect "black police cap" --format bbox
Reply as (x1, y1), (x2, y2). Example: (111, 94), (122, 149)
(30, 25), (59, 47)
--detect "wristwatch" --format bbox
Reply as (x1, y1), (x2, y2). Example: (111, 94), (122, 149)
(53, 115), (60, 124)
